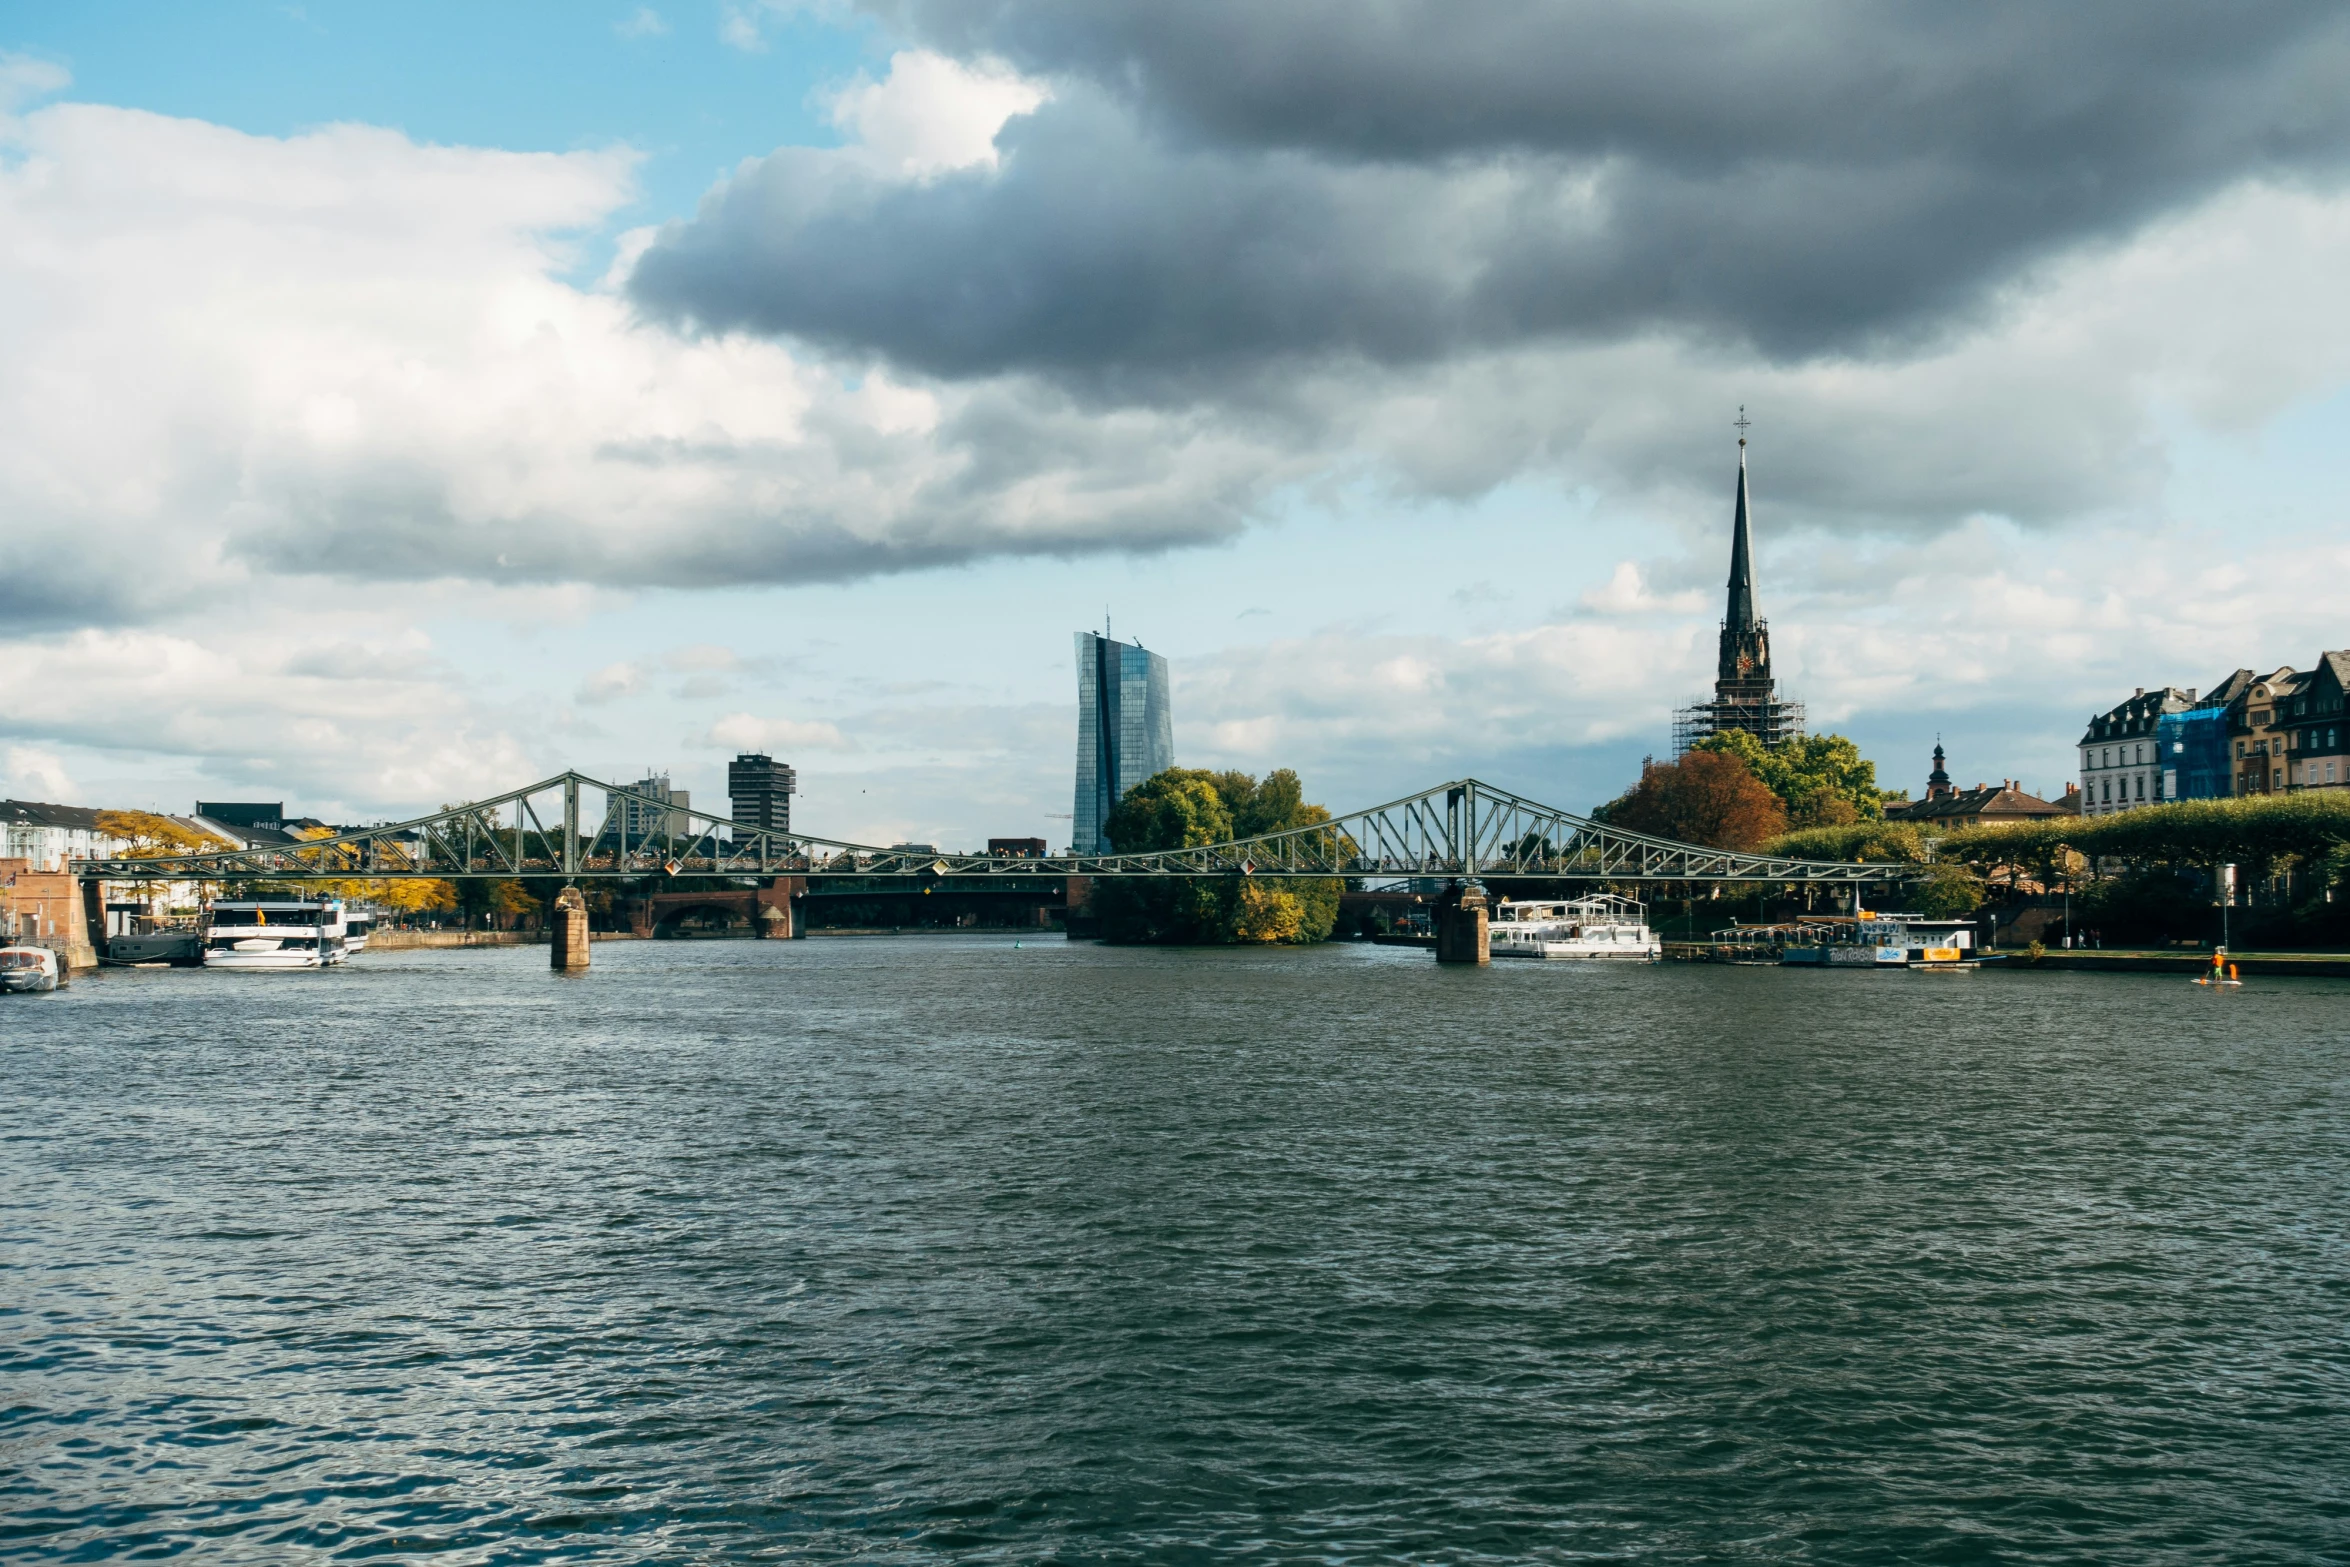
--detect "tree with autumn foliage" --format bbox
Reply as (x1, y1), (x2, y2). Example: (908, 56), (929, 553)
(1599, 750), (1787, 850)
(93, 810), (230, 901)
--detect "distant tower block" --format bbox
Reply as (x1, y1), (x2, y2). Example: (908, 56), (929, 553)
(728, 752), (798, 834)
(1073, 630), (1174, 854)
(1674, 413), (1805, 754)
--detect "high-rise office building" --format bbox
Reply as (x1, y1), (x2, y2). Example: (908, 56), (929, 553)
(603, 773), (691, 842)
(1073, 631), (1174, 853)
(727, 752), (797, 834)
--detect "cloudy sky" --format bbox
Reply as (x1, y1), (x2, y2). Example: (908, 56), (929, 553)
(4, 1), (2348, 844)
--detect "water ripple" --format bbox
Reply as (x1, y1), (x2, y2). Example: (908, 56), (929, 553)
(4, 940), (2347, 1561)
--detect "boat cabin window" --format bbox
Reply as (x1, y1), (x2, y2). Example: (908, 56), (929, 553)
(0, 949), (48, 969)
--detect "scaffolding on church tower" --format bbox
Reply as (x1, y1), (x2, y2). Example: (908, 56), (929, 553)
(1672, 414), (1805, 756)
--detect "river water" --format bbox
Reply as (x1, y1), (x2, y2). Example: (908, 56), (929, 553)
(5, 938), (2347, 1563)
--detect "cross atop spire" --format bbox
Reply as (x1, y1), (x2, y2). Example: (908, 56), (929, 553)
(1734, 404), (1751, 447)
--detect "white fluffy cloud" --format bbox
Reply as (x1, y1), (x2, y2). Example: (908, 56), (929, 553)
(0, 96), (1286, 624)
(1, 745), (76, 801)
(0, 624), (537, 811)
(824, 51), (1049, 176)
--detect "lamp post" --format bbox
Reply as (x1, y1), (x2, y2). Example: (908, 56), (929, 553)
(2219, 862), (2235, 953)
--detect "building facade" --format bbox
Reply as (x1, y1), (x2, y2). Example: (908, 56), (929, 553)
(727, 753), (797, 833)
(1073, 630), (1174, 853)
(2078, 687), (2195, 815)
(2281, 650), (2350, 791)
(1673, 437), (1803, 754)
(1, 800), (123, 872)
(603, 773), (692, 842)
(2156, 701), (2234, 803)
(2229, 668), (2304, 796)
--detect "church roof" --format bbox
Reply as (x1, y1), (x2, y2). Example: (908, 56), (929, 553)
(1888, 781), (2067, 825)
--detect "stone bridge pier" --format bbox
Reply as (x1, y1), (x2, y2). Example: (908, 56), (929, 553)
(551, 886), (590, 971)
(1434, 883), (1490, 965)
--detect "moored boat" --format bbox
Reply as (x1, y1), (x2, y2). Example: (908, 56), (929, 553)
(1779, 912), (1979, 969)
(0, 945), (61, 993)
(1490, 894), (1662, 960)
(106, 931), (204, 966)
(203, 899), (349, 969)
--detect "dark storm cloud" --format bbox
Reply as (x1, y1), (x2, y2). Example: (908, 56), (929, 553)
(633, 2), (2350, 379)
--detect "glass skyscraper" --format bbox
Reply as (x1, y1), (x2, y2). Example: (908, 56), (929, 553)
(1073, 631), (1174, 853)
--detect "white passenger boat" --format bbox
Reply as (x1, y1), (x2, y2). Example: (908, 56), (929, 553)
(203, 899), (349, 969)
(0, 946), (60, 993)
(1490, 894), (1662, 961)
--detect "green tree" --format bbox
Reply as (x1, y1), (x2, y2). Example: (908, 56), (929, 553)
(1690, 730), (1890, 823)
(1095, 768), (1342, 944)
(1911, 862), (1985, 918)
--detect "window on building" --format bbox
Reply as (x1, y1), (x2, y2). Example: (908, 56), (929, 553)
(2135, 775), (2145, 799)
(2330, 761), (2339, 783)
(2237, 741), (2247, 757)
(2101, 779), (2111, 802)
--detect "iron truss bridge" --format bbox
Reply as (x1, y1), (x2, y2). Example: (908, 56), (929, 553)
(74, 773), (1913, 887)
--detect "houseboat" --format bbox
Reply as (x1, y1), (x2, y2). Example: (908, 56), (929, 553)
(203, 899), (350, 969)
(1779, 913), (1978, 969)
(1490, 894), (1663, 960)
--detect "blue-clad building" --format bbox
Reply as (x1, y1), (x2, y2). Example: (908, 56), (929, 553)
(1073, 631), (1174, 854)
(2156, 704), (2233, 803)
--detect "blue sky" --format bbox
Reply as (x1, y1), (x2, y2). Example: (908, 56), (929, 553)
(3, 3), (2347, 843)
(7, 2), (869, 224)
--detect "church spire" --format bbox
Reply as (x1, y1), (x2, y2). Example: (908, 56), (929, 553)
(1675, 409), (1803, 755)
(1726, 411), (1757, 630)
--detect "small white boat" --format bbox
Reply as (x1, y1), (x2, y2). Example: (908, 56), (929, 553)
(1490, 894), (1662, 961)
(203, 899), (349, 969)
(0, 946), (61, 993)
(343, 914), (373, 954)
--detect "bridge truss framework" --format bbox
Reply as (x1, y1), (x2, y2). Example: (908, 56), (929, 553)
(73, 773), (1914, 888)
